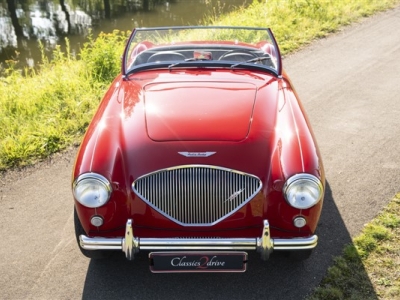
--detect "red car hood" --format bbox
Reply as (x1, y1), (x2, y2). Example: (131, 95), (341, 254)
(144, 81), (257, 142)
(75, 71), (282, 179)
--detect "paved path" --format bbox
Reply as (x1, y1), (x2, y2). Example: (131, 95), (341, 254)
(1, 6), (400, 300)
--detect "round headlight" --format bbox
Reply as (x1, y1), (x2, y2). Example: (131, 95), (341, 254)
(73, 173), (112, 208)
(283, 174), (323, 209)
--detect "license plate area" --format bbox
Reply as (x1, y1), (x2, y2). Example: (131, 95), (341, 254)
(149, 251), (248, 273)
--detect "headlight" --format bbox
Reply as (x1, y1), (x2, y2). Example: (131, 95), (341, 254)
(73, 173), (112, 208)
(283, 174), (323, 209)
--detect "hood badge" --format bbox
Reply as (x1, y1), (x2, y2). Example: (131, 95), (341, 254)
(178, 152), (216, 157)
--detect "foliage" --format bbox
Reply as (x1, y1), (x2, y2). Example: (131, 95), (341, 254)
(204, 0), (400, 55)
(0, 33), (126, 170)
(308, 194), (400, 300)
(79, 30), (129, 84)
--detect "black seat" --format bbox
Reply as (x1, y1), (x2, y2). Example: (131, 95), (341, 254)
(218, 52), (255, 62)
(147, 52), (186, 63)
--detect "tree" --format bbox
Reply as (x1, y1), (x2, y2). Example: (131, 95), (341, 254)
(60, 0), (72, 34)
(7, 0), (24, 37)
(104, 0), (110, 18)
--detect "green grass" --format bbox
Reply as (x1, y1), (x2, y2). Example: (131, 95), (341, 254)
(204, 0), (400, 54)
(0, 32), (127, 170)
(308, 194), (400, 299)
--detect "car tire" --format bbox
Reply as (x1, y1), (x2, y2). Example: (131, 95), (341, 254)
(74, 208), (112, 259)
(285, 249), (313, 261)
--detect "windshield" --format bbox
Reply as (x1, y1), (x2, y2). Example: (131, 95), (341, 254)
(122, 26), (282, 77)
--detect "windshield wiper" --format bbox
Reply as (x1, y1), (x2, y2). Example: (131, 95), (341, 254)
(168, 56), (273, 70)
(168, 58), (212, 70)
(230, 56), (272, 69)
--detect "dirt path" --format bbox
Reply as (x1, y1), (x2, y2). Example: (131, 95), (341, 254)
(1, 6), (400, 300)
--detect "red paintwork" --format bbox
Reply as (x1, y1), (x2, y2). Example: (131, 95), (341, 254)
(73, 40), (324, 241)
(145, 81), (256, 141)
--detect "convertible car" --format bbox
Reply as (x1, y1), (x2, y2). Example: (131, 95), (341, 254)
(72, 26), (325, 272)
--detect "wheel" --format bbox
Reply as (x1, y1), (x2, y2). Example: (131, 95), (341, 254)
(74, 208), (111, 259)
(284, 249), (313, 261)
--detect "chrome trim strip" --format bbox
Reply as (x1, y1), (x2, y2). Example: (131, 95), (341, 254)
(132, 165), (262, 226)
(79, 236), (122, 250)
(79, 219), (318, 261)
(272, 236), (318, 250)
(178, 152), (216, 157)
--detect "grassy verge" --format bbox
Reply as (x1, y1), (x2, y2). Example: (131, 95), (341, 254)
(0, 32), (127, 170)
(308, 193), (400, 299)
(205, 0), (400, 54)
(1, 0), (400, 170)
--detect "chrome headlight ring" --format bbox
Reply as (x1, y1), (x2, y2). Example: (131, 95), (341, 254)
(283, 174), (323, 209)
(73, 173), (112, 208)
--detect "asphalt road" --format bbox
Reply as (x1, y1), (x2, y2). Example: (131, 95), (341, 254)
(1, 6), (400, 300)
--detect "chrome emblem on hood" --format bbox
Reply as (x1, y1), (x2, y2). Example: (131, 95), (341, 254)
(178, 152), (216, 157)
(225, 188), (245, 202)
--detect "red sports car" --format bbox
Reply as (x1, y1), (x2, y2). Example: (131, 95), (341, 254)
(72, 26), (325, 273)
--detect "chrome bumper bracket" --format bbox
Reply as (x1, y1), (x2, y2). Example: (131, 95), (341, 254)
(256, 220), (273, 260)
(122, 219), (139, 260)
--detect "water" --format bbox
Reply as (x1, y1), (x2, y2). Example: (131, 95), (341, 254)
(0, 0), (249, 69)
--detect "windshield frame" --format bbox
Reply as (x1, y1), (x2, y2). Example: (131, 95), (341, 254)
(121, 26), (282, 78)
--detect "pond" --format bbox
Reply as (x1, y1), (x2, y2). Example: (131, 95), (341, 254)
(0, 0), (249, 69)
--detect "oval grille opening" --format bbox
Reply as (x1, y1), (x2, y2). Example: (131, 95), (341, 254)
(132, 165), (262, 226)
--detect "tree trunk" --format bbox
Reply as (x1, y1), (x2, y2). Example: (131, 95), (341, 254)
(143, 0), (150, 11)
(104, 0), (111, 19)
(7, 0), (23, 37)
(60, 0), (71, 34)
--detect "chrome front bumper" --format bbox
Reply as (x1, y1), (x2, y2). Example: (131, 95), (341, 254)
(79, 219), (318, 260)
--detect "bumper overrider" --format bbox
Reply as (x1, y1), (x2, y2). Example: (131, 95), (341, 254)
(80, 219), (317, 260)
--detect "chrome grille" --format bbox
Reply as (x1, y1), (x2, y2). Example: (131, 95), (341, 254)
(132, 165), (262, 226)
